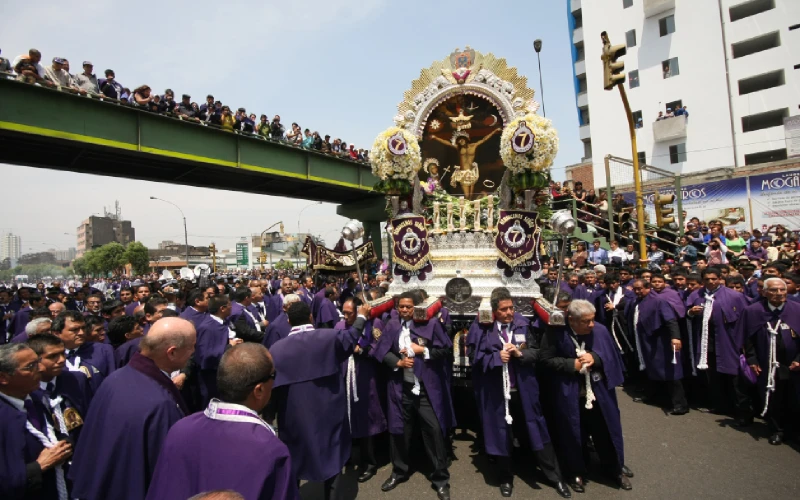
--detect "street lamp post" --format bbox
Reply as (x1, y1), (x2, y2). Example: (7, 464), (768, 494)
(533, 39), (546, 117)
(297, 201), (323, 235)
(261, 221), (284, 272)
(150, 197), (189, 266)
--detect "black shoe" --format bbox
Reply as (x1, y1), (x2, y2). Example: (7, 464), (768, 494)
(357, 467), (377, 483)
(381, 475), (407, 492)
(670, 406), (689, 415)
(733, 417), (753, 428)
(632, 396), (651, 403)
(768, 433), (783, 446)
(436, 485), (451, 500)
(569, 476), (585, 493)
(555, 481), (572, 498)
(617, 475), (632, 490)
(500, 482), (513, 497)
(622, 465), (634, 478)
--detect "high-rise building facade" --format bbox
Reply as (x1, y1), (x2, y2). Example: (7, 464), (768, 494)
(1, 232), (22, 262)
(76, 216), (136, 258)
(568, 0), (799, 187)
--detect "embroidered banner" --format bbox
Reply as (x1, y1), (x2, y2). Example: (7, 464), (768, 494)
(389, 216), (431, 271)
(494, 210), (542, 281)
(301, 236), (377, 271)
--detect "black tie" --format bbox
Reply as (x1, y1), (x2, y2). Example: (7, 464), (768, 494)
(24, 398), (44, 432)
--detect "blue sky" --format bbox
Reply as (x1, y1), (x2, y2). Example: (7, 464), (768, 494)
(0, 0), (582, 253)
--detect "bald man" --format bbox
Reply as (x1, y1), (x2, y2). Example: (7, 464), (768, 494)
(70, 318), (196, 500)
(147, 343), (297, 500)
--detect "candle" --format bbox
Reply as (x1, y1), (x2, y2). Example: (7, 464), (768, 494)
(446, 202), (454, 232)
(433, 202), (441, 232)
(474, 199), (482, 231)
(459, 198), (467, 231)
(487, 196), (495, 231)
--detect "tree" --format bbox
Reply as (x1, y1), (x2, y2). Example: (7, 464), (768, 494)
(275, 259), (294, 271)
(124, 242), (150, 275)
(89, 243), (126, 276)
(72, 257), (88, 277)
(0, 258), (10, 271)
(18, 252), (56, 265)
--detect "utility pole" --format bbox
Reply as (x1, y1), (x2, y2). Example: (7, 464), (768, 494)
(209, 243), (217, 274)
(601, 31), (647, 269)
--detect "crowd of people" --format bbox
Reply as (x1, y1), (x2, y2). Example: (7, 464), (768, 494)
(0, 48), (372, 162)
(1, 246), (797, 500)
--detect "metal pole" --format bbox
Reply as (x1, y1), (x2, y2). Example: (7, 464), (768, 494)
(604, 155), (615, 244)
(182, 216), (188, 266)
(536, 52), (546, 118)
(675, 176), (684, 238)
(352, 244), (364, 301)
(616, 84), (648, 269)
(552, 235), (569, 302)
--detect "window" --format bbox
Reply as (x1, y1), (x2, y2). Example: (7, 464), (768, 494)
(744, 148), (787, 165)
(738, 70), (785, 95)
(669, 143), (687, 164)
(637, 151), (647, 166)
(659, 15), (675, 36)
(582, 139), (593, 160)
(662, 58), (680, 79)
(626, 29), (637, 48)
(628, 70), (640, 88)
(573, 9), (583, 28)
(577, 75), (588, 94)
(623, 0), (633, 8)
(632, 110), (643, 128)
(741, 108), (789, 133)
(580, 107), (591, 125)
(731, 31), (780, 59)
(729, 0), (775, 22)
(666, 100), (683, 114)
(575, 43), (585, 62)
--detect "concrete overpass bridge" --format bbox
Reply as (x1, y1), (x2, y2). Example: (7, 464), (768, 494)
(0, 77), (387, 249)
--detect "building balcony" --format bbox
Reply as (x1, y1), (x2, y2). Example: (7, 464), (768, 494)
(573, 27), (584, 45)
(644, 0), (674, 18)
(571, 0), (581, 12)
(577, 92), (588, 108)
(579, 124), (591, 141)
(652, 116), (687, 142)
(574, 60), (586, 77)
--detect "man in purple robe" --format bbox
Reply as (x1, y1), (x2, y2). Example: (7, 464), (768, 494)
(540, 300), (633, 493)
(0, 343), (74, 500)
(69, 318), (196, 500)
(372, 292), (455, 500)
(561, 273), (591, 301)
(626, 279), (688, 415)
(743, 278), (800, 445)
(310, 277), (335, 319)
(469, 288), (571, 498)
(195, 295), (237, 408)
(124, 284), (151, 317)
(109, 315), (145, 368)
(9, 292), (45, 338)
(181, 289), (210, 328)
(50, 311), (105, 392)
(266, 278), (294, 323)
(687, 267), (751, 425)
(146, 343), (298, 500)
(335, 298), (387, 484)
(270, 300), (370, 500)
(593, 274), (635, 364)
(314, 286), (340, 329)
(262, 294), (300, 349)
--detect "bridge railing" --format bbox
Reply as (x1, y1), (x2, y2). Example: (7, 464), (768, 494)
(0, 71), (372, 167)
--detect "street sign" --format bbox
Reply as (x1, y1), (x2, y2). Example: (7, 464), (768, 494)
(236, 242), (249, 267)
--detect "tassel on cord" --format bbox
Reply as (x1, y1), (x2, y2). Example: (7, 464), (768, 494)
(761, 321), (781, 417)
(570, 337), (596, 410)
(346, 355), (359, 429)
(633, 305), (646, 371)
(672, 345), (678, 365)
(502, 362), (513, 425)
(697, 295), (715, 370)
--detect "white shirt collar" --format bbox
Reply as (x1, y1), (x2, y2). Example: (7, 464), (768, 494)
(496, 321), (511, 331)
(209, 314), (224, 325)
(768, 302), (784, 312)
(0, 391), (27, 412)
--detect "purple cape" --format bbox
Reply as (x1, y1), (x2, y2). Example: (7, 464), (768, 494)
(77, 341), (116, 378)
(472, 317), (551, 456)
(229, 302), (255, 329)
(549, 323), (625, 474)
(263, 312), (291, 349)
(145, 412), (298, 500)
(69, 354), (187, 500)
(32, 370), (94, 445)
(336, 319), (388, 438)
(270, 324), (360, 482)
(9, 306), (31, 337)
(656, 288), (686, 319)
(125, 301), (143, 317)
(627, 293), (683, 381)
(179, 306), (208, 328)
(266, 295), (283, 323)
(686, 286), (748, 375)
(371, 317), (456, 436)
(314, 298), (339, 328)
(194, 315), (230, 407)
(310, 289), (326, 319)
(0, 398), (59, 499)
(742, 301), (800, 404)
(115, 337), (143, 368)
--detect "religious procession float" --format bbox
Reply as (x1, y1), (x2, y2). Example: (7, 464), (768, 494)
(366, 48), (573, 379)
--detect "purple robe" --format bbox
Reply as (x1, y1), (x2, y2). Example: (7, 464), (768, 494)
(742, 301), (800, 407)
(270, 323), (363, 482)
(298, 288), (313, 306)
(115, 337), (143, 368)
(0, 397), (59, 499)
(546, 323), (626, 475)
(8, 305), (31, 338)
(77, 341), (116, 378)
(371, 317), (456, 436)
(686, 286), (748, 376)
(626, 293), (683, 381)
(125, 301), (144, 317)
(314, 297), (339, 328)
(562, 283), (591, 301)
(472, 317), (551, 456)
(263, 312), (291, 349)
(194, 315), (230, 407)
(10, 331), (29, 343)
(69, 353), (187, 500)
(335, 319), (388, 439)
(145, 412), (298, 500)
(230, 302), (256, 330)
(266, 295), (284, 323)
(310, 289), (326, 319)
(179, 306), (207, 328)
(32, 370), (93, 445)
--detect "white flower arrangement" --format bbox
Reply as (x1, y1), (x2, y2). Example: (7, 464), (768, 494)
(499, 114), (559, 174)
(370, 127), (422, 181)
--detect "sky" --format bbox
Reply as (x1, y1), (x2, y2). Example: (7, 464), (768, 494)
(0, 0), (582, 254)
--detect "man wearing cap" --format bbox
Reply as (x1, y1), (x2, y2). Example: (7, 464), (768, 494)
(99, 70), (123, 99)
(72, 62), (99, 93)
(177, 94), (197, 120)
(43, 57), (76, 90)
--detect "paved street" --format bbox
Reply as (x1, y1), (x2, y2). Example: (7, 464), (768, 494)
(300, 390), (800, 500)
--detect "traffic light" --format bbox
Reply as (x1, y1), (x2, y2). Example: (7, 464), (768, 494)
(279, 222), (285, 234)
(616, 207), (635, 233)
(654, 191), (676, 229)
(601, 31), (626, 90)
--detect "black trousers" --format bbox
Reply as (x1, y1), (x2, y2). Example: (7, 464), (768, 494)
(764, 378), (799, 437)
(579, 398), (622, 478)
(390, 382), (450, 489)
(699, 352), (751, 417)
(298, 474), (341, 500)
(641, 378), (688, 409)
(496, 391), (562, 485)
(357, 436), (376, 468)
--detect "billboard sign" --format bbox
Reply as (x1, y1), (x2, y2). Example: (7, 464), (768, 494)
(235, 242), (249, 267)
(748, 169), (800, 233)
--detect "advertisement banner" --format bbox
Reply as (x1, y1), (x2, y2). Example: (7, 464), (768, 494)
(748, 170), (800, 233)
(494, 210), (542, 281)
(622, 177), (749, 231)
(235, 242), (249, 267)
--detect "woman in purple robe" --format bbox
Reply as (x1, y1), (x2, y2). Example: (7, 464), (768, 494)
(146, 343), (298, 500)
(742, 278), (800, 445)
(540, 299), (632, 493)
